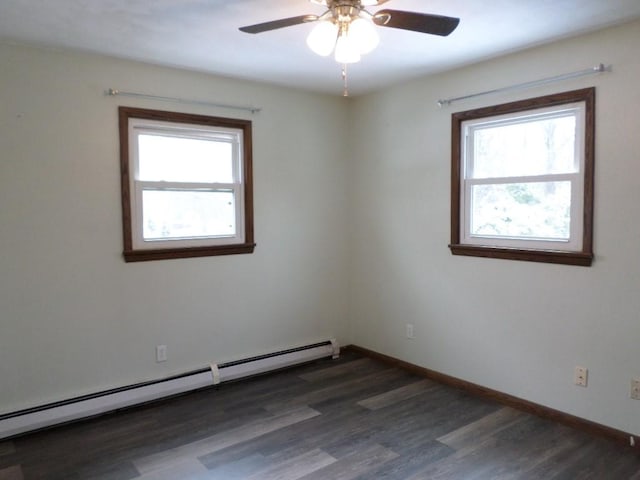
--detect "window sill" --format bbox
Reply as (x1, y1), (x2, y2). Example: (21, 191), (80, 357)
(123, 243), (256, 262)
(448, 244), (593, 266)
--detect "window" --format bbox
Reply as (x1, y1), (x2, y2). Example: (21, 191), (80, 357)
(119, 107), (254, 262)
(449, 88), (594, 266)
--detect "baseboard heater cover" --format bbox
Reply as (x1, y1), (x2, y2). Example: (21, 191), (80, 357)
(0, 339), (339, 440)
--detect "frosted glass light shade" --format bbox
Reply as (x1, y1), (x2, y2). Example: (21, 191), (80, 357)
(334, 31), (361, 64)
(307, 21), (338, 57)
(349, 18), (379, 55)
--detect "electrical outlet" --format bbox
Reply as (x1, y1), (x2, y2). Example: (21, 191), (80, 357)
(156, 345), (167, 363)
(631, 378), (640, 400)
(574, 366), (588, 387)
(406, 323), (414, 339)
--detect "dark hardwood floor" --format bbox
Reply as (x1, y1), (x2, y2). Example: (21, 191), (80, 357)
(1, 351), (639, 479)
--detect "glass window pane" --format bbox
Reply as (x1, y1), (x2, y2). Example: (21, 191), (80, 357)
(138, 134), (233, 183)
(470, 181), (571, 240)
(472, 114), (577, 178)
(142, 190), (236, 240)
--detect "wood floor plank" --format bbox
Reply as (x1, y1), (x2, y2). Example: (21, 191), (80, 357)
(0, 465), (23, 480)
(404, 441), (500, 480)
(416, 419), (587, 480)
(133, 406), (321, 474)
(520, 437), (591, 479)
(198, 401), (373, 472)
(245, 448), (336, 480)
(436, 406), (526, 450)
(296, 443), (399, 480)
(135, 458), (211, 480)
(77, 459), (141, 480)
(0, 443), (15, 457)
(298, 358), (378, 382)
(463, 425), (581, 479)
(357, 379), (435, 410)
(203, 453), (267, 480)
(254, 404), (378, 461)
(542, 437), (640, 480)
(264, 368), (404, 413)
(369, 388), (501, 453)
(354, 440), (454, 480)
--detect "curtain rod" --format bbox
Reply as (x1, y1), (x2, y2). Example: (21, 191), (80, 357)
(106, 88), (262, 114)
(437, 63), (610, 108)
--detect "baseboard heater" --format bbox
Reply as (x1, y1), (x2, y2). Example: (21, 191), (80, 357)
(0, 339), (339, 440)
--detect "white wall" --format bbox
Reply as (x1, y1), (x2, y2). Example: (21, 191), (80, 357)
(0, 44), (351, 413)
(349, 19), (640, 435)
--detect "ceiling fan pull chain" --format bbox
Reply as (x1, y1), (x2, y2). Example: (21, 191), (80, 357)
(342, 64), (349, 97)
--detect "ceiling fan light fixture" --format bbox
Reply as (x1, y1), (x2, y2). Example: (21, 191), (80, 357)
(239, 0), (460, 94)
(349, 17), (379, 54)
(334, 28), (361, 64)
(307, 20), (339, 56)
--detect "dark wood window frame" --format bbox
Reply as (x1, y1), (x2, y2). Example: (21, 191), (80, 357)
(449, 88), (595, 266)
(119, 107), (255, 262)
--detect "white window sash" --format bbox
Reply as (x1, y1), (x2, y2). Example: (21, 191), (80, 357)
(460, 176), (583, 250)
(464, 172), (578, 186)
(136, 181), (237, 190)
(128, 119), (245, 250)
(459, 102), (586, 252)
(131, 184), (244, 249)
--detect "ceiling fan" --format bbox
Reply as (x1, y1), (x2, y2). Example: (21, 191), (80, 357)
(239, 1), (459, 94)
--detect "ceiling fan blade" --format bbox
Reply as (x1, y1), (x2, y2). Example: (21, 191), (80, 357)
(239, 15), (318, 34)
(373, 10), (459, 36)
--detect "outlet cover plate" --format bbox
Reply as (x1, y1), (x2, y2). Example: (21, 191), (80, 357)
(574, 366), (588, 387)
(156, 345), (167, 363)
(631, 378), (640, 400)
(406, 323), (414, 339)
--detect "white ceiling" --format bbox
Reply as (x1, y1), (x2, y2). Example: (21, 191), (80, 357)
(1, 0), (640, 96)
